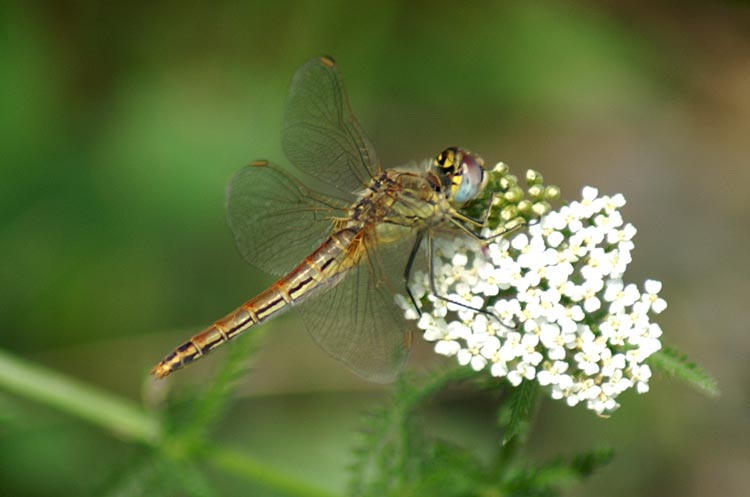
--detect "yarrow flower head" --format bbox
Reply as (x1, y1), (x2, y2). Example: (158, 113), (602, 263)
(397, 165), (667, 416)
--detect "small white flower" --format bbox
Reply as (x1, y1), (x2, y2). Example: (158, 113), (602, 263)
(537, 360), (570, 386)
(582, 186), (598, 201)
(583, 295), (601, 313)
(574, 343), (602, 376)
(560, 280), (585, 302)
(556, 305), (584, 334)
(546, 230), (565, 248)
(473, 262), (502, 296)
(604, 281), (640, 314)
(395, 294), (420, 320)
(541, 210), (567, 232)
(446, 320), (471, 341)
(647, 322), (663, 339)
(521, 333), (544, 366)
(499, 331), (524, 362)
(452, 252), (469, 267)
(480, 335), (501, 359)
(572, 186), (602, 219)
(546, 261), (574, 288)
(399, 185), (665, 416)
(608, 248), (632, 279)
(507, 361), (536, 386)
(427, 295), (449, 318)
(588, 395), (619, 416)
(511, 233), (529, 251)
(641, 279), (668, 314)
(435, 339), (461, 356)
(493, 299), (522, 325)
(629, 364), (653, 394)
(446, 291), (484, 315)
(594, 210), (623, 232)
(599, 313), (631, 346)
(581, 248), (614, 281)
(490, 361), (509, 378)
(607, 223), (637, 245)
(605, 193), (626, 211)
(599, 348), (626, 378)
(540, 322), (574, 360)
(578, 379), (602, 401)
(457, 333), (490, 371)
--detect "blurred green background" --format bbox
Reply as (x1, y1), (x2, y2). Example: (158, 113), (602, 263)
(1, 1), (748, 496)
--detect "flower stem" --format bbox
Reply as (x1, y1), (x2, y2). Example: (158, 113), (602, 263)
(0, 347), (161, 443)
(206, 445), (339, 497)
(0, 348), (341, 497)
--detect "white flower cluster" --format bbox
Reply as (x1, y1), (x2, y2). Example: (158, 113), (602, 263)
(398, 186), (667, 415)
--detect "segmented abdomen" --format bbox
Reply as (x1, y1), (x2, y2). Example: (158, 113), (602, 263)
(151, 228), (359, 378)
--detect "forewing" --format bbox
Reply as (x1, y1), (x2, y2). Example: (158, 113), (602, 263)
(226, 161), (347, 276)
(297, 228), (417, 382)
(283, 56), (380, 198)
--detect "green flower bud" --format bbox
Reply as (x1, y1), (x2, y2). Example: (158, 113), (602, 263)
(528, 184), (545, 200)
(544, 185), (561, 201)
(504, 186), (524, 203)
(525, 169), (543, 185)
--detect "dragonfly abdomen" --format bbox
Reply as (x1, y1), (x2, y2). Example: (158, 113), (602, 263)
(151, 228), (359, 379)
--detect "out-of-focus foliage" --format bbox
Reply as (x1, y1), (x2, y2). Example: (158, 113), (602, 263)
(1, 1), (748, 497)
(349, 370), (612, 497)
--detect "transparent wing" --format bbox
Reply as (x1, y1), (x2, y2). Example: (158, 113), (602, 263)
(226, 160), (348, 276)
(283, 56), (380, 198)
(297, 228), (418, 383)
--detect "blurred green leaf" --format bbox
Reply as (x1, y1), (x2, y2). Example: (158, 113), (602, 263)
(349, 368), (475, 497)
(503, 448), (614, 497)
(498, 380), (540, 445)
(170, 327), (267, 449)
(648, 346), (720, 397)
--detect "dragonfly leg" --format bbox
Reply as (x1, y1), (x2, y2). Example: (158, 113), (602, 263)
(455, 192), (497, 228)
(425, 231), (494, 317)
(403, 230), (425, 316)
(427, 230), (521, 331)
(449, 209), (525, 243)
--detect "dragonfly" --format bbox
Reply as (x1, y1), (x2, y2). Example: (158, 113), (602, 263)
(151, 56), (494, 382)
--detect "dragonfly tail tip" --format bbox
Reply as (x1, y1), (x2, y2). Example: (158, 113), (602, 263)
(150, 362), (171, 379)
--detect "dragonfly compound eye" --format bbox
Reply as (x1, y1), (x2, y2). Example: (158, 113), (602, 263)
(450, 150), (486, 204)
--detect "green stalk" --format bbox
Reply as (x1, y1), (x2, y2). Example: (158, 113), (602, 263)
(0, 347), (161, 443)
(0, 348), (340, 497)
(206, 445), (339, 497)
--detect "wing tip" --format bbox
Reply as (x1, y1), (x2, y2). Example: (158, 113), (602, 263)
(319, 55), (336, 68)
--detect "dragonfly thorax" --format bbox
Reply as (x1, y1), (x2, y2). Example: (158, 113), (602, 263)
(350, 170), (439, 230)
(348, 148), (487, 236)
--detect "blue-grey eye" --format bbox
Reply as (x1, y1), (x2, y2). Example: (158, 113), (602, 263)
(452, 153), (485, 203)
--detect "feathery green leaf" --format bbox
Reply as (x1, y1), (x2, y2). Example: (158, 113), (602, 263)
(498, 380), (539, 444)
(648, 346), (719, 397)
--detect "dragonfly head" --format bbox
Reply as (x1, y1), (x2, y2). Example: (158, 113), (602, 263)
(432, 147), (487, 205)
